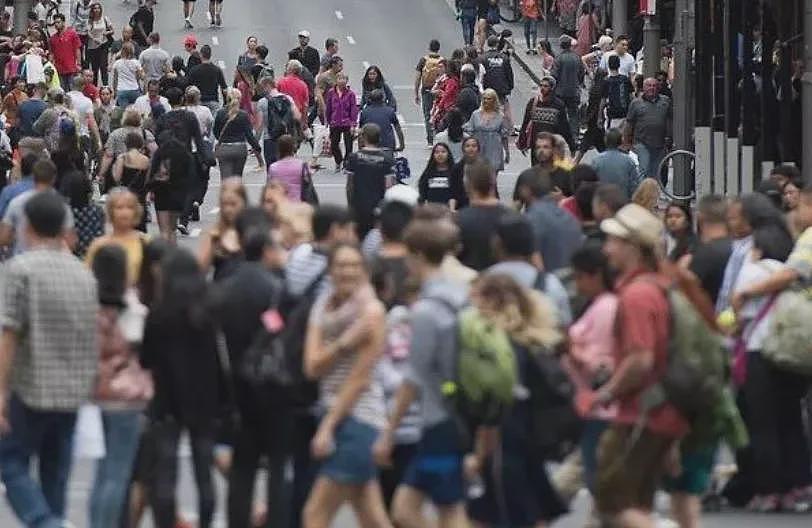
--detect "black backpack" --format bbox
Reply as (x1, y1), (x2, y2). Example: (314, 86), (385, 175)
(266, 95), (294, 140)
(605, 75), (632, 119)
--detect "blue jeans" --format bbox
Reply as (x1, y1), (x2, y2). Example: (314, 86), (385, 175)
(420, 90), (435, 144)
(0, 394), (77, 528)
(461, 12), (476, 46)
(116, 89), (141, 107)
(524, 17), (539, 49)
(634, 143), (667, 184)
(579, 419), (608, 493)
(89, 410), (142, 528)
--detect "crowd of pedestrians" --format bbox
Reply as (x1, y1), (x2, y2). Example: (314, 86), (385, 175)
(0, 1), (810, 528)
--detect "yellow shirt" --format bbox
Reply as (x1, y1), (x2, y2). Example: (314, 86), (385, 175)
(85, 233), (147, 287)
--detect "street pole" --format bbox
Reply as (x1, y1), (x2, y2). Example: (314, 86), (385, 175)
(612, 0), (627, 37)
(13, 0), (33, 35)
(672, 0), (693, 197)
(642, 12), (661, 77)
(804, 0), (812, 184)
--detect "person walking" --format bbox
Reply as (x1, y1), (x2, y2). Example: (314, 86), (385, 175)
(301, 242), (392, 528)
(112, 43), (144, 108)
(551, 34), (585, 149)
(455, 160), (507, 270)
(418, 143), (463, 209)
(603, 54), (634, 130)
(361, 65), (397, 111)
(433, 107), (466, 162)
(575, 2), (600, 56)
(455, 67), (481, 123)
(625, 77), (672, 184)
(482, 35), (515, 132)
(188, 44), (229, 115)
(84, 2), (114, 85)
(268, 134), (313, 203)
(290, 30), (321, 78)
(590, 128), (640, 198)
(141, 248), (220, 528)
(345, 124), (395, 239)
(360, 89), (405, 152)
(197, 177), (247, 282)
(213, 88), (264, 178)
(148, 136), (194, 243)
(517, 76), (573, 164)
(324, 72), (358, 171)
(139, 32), (170, 83)
(111, 132), (151, 232)
(49, 14), (82, 91)
(414, 40), (443, 146)
(464, 88), (510, 181)
(0, 190), (98, 528)
(456, 0), (478, 46)
(520, 0), (541, 53)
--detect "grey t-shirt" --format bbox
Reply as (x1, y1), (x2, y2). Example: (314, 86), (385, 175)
(626, 94), (672, 149)
(139, 46), (171, 81)
(2, 190), (74, 255)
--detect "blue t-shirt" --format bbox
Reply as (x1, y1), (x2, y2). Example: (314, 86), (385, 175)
(525, 197), (583, 272)
(359, 105), (398, 149)
(0, 178), (34, 219)
(17, 98), (48, 137)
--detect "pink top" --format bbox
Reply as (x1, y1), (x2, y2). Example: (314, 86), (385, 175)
(565, 292), (619, 420)
(575, 14), (597, 56)
(268, 157), (308, 202)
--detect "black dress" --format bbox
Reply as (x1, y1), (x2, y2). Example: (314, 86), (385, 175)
(149, 140), (194, 213)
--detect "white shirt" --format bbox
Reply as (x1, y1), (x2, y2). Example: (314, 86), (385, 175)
(600, 51), (636, 78)
(185, 104), (215, 138)
(113, 58), (142, 91)
(734, 257), (786, 351)
(66, 90), (93, 136)
(133, 95), (171, 119)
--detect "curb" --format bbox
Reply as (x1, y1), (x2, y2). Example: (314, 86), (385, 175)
(439, 0), (542, 87)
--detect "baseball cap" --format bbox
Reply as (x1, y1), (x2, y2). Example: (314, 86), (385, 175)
(298, 30), (311, 38)
(183, 34), (197, 47)
(600, 203), (663, 249)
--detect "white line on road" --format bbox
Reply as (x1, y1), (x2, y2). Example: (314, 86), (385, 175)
(217, 60), (226, 69)
(397, 113), (405, 124)
(362, 61), (370, 70)
(212, 36), (219, 46)
(335, 10), (343, 19)
(206, 11), (212, 21)
(208, 207), (220, 215)
(346, 35), (356, 45)
(392, 85), (415, 90)
(190, 228), (202, 238)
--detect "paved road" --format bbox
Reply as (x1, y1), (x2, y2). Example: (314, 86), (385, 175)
(1, 0), (811, 526)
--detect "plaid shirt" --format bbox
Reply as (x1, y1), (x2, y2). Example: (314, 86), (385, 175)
(1, 247), (98, 411)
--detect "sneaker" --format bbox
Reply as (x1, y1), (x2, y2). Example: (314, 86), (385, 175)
(191, 202), (200, 222)
(783, 488), (812, 513)
(176, 222), (189, 236)
(746, 494), (781, 513)
(184, 18), (193, 29)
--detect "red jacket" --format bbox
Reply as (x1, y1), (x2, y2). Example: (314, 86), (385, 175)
(432, 75), (460, 126)
(277, 74), (309, 117)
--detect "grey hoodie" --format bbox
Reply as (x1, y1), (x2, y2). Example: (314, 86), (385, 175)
(404, 276), (469, 429)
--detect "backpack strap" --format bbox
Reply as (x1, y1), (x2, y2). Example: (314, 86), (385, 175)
(533, 270), (547, 292)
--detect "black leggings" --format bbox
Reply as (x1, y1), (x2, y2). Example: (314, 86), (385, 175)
(149, 420), (216, 528)
(86, 45), (109, 85)
(329, 125), (353, 166)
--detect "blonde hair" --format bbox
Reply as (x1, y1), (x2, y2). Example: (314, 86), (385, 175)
(473, 273), (561, 349)
(121, 107), (142, 127)
(632, 178), (661, 213)
(214, 177), (248, 234)
(225, 87), (242, 121)
(106, 187), (143, 227)
(480, 88), (500, 112)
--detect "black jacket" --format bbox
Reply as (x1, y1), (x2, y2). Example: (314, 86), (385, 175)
(456, 83), (481, 122)
(288, 45), (321, 78)
(517, 95), (573, 151)
(551, 49), (585, 99)
(482, 49), (514, 96)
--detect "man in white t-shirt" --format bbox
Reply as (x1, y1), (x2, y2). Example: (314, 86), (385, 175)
(66, 74), (102, 152)
(599, 35), (636, 78)
(133, 79), (171, 121)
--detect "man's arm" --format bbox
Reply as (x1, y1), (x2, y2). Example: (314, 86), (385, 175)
(393, 119), (405, 151)
(0, 329), (18, 431)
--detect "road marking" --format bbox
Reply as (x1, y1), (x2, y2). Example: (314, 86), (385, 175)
(362, 61), (370, 70)
(346, 35), (356, 45)
(206, 11), (212, 21)
(217, 60), (226, 69)
(212, 36), (219, 46)
(396, 113), (405, 124)
(335, 10), (343, 19)
(392, 85), (415, 90)
(208, 207), (220, 215)
(190, 228), (202, 238)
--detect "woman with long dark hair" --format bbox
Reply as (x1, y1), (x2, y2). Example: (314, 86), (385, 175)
(141, 248), (220, 528)
(360, 65), (397, 110)
(434, 107), (466, 162)
(418, 143), (464, 209)
(665, 201), (697, 263)
(450, 135), (482, 206)
(430, 60), (461, 132)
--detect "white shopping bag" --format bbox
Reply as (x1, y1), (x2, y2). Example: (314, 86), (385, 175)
(313, 124), (332, 158)
(73, 404), (106, 459)
(25, 55), (46, 85)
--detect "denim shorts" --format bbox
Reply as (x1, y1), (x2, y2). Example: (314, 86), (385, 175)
(319, 417), (379, 484)
(402, 420), (465, 506)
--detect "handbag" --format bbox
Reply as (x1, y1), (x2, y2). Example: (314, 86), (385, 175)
(300, 162), (319, 205)
(197, 137), (216, 168)
(104, 18), (114, 46)
(762, 284), (812, 375)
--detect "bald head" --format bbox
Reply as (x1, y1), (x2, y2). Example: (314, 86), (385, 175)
(643, 77), (659, 98)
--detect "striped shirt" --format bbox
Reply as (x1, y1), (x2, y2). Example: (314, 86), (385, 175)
(1, 248), (98, 410)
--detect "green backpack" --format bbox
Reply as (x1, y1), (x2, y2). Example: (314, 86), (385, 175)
(762, 286), (812, 376)
(438, 306), (518, 428)
(639, 285), (747, 450)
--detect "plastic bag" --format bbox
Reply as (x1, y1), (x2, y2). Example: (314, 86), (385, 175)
(73, 404), (106, 459)
(313, 124), (332, 158)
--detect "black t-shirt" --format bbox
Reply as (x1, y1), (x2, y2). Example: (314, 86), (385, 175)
(689, 237), (733, 305)
(456, 203), (509, 271)
(188, 62), (226, 103)
(418, 167), (464, 206)
(159, 74), (189, 98)
(368, 254), (409, 309)
(345, 148), (394, 220)
(130, 7), (154, 47)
